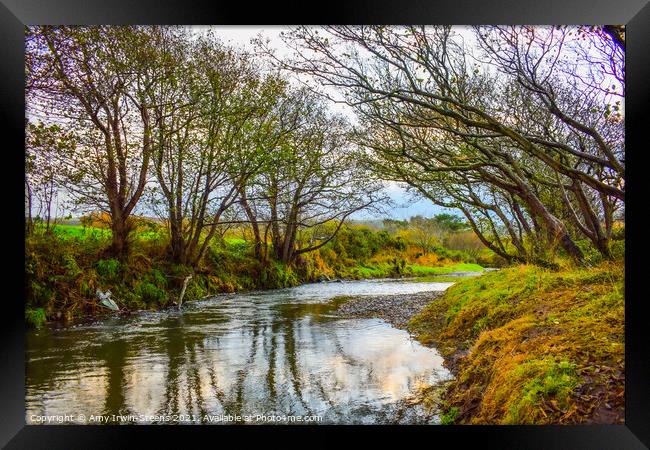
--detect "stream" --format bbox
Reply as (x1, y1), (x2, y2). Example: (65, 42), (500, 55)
(26, 279), (455, 425)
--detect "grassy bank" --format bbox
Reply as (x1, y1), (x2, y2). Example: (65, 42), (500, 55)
(25, 223), (485, 328)
(408, 259), (624, 424)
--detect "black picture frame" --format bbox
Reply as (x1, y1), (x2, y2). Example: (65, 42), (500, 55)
(2, 1), (648, 448)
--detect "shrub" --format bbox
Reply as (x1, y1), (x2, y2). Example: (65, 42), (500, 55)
(148, 268), (167, 288)
(260, 261), (298, 288)
(610, 240), (624, 259)
(134, 281), (166, 306)
(183, 276), (208, 300)
(29, 280), (55, 308)
(26, 307), (47, 329)
(96, 258), (120, 279)
(389, 257), (408, 276)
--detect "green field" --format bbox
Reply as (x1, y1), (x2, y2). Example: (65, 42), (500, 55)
(39, 223), (162, 241)
(46, 224), (111, 239)
(39, 224), (255, 245)
(409, 263), (484, 275)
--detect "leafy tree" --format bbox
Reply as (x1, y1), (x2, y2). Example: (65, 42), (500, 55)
(239, 88), (385, 264)
(432, 213), (469, 232)
(25, 122), (76, 233)
(26, 26), (168, 258)
(145, 29), (278, 266)
(280, 25), (624, 263)
(408, 216), (444, 255)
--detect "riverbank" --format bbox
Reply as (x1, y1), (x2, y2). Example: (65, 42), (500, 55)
(407, 260), (624, 424)
(332, 260), (624, 425)
(25, 226), (487, 327)
(335, 290), (446, 328)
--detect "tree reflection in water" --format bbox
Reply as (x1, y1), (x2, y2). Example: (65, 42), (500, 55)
(26, 280), (453, 424)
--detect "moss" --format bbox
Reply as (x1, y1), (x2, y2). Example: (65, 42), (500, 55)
(440, 406), (459, 425)
(506, 359), (578, 423)
(409, 260), (624, 424)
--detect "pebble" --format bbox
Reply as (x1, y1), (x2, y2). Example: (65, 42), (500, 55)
(335, 291), (444, 328)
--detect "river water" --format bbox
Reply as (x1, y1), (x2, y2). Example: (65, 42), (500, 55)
(26, 279), (454, 425)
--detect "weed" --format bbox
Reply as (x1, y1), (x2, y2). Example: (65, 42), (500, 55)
(25, 307), (47, 329)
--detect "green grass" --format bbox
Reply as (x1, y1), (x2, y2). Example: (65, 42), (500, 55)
(408, 262), (484, 276)
(334, 262), (484, 281)
(25, 307), (47, 329)
(354, 264), (391, 278)
(408, 260), (624, 424)
(38, 224), (166, 241)
(507, 359), (579, 423)
(406, 276), (465, 283)
(48, 224), (111, 239)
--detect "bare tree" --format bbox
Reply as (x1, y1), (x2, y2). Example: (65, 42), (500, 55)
(25, 122), (75, 233)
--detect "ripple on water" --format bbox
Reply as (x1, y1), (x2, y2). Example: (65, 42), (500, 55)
(26, 279), (453, 424)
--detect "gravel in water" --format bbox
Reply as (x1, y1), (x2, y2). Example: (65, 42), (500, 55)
(335, 291), (444, 328)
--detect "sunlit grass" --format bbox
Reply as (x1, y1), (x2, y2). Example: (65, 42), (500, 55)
(408, 260), (624, 424)
(409, 262), (484, 275)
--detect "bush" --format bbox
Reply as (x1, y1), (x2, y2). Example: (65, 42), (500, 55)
(260, 261), (298, 288)
(134, 281), (167, 306)
(96, 258), (120, 279)
(610, 239), (624, 259)
(26, 307), (47, 329)
(28, 280), (56, 308)
(389, 257), (408, 277)
(323, 225), (407, 264)
(575, 239), (625, 266)
(433, 246), (473, 263)
(183, 276), (208, 300)
(148, 268), (167, 288)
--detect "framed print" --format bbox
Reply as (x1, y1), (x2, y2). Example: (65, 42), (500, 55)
(1, 0), (649, 447)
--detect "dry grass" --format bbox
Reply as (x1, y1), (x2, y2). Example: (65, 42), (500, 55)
(408, 260), (624, 424)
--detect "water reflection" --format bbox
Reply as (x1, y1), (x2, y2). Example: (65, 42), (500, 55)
(26, 280), (453, 424)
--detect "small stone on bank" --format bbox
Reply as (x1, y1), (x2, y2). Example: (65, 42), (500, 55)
(335, 291), (444, 328)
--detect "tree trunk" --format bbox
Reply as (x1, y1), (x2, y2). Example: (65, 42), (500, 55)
(240, 187), (262, 260)
(25, 179), (33, 235)
(169, 219), (186, 265)
(109, 213), (131, 260)
(595, 237), (612, 260)
(520, 191), (584, 261)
